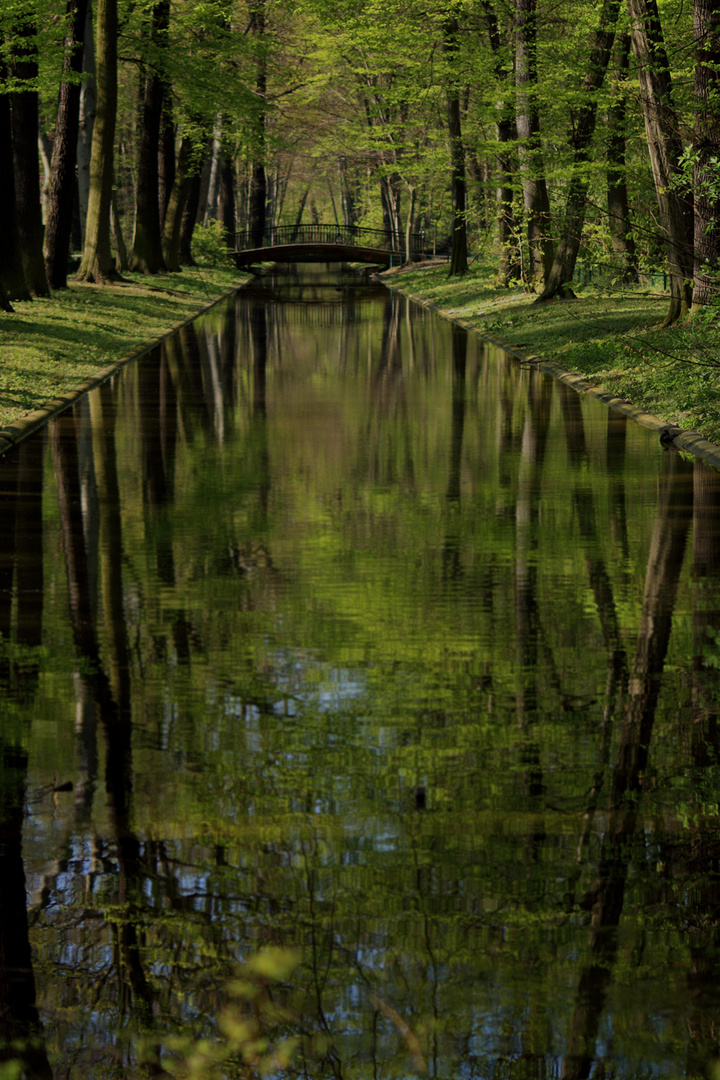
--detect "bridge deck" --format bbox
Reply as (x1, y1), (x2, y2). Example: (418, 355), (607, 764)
(233, 241), (401, 268)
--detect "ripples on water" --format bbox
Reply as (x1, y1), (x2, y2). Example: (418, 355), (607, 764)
(0, 265), (719, 1078)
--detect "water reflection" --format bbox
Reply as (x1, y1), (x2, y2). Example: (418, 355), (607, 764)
(0, 267), (719, 1077)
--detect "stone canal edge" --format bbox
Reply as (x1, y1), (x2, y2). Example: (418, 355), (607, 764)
(386, 283), (720, 472)
(0, 285), (241, 458)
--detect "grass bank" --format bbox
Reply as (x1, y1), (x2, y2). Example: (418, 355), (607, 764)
(382, 260), (720, 447)
(0, 265), (246, 430)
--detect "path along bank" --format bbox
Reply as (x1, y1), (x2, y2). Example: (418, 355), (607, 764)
(381, 261), (720, 471)
(0, 266), (247, 455)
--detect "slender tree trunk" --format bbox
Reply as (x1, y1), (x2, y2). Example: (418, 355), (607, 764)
(444, 14), (468, 276)
(607, 32), (639, 282)
(249, 0), (267, 248)
(627, 0), (694, 323)
(110, 191), (128, 270)
(691, 0), (720, 312)
(484, 0), (521, 284)
(218, 152), (236, 249)
(380, 173), (402, 248)
(515, 0), (554, 287)
(404, 183), (416, 263)
(291, 183), (311, 239)
(76, 0), (120, 282)
(180, 168), (202, 265)
(538, 0), (621, 301)
(204, 116), (222, 224)
(45, 0), (89, 289)
(10, 17), (50, 297)
(76, 0), (96, 246)
(129, 0), (169, 273)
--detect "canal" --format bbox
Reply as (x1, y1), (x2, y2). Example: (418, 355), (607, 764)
(1, 266), (719, 1079)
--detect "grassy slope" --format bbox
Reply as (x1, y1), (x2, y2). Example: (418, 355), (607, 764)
(0, 266), (245, 429)
(383, 261), (720, 445)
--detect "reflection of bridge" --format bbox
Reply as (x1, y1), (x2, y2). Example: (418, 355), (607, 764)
(233, 224), (431, 268)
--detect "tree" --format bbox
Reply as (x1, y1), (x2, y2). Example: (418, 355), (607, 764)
(690, 0), (720, 312)
(537, 0), (621, 301)
(76, 0), (120, 283)
(9, 6), (50, 296)
(606, 31), (638, 282)
(248, 0), (268, 248)
(129, 0), (170, 274)
(44, 0), (89, 289)
(515, 0), (553, 287)
(0, 76), (30, 306)
(444, 9), (468, 276)
(626, 0), (694, 324)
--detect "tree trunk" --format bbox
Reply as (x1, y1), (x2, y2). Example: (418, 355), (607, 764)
(163, 134), (197, 271)
(515, 0), (554, 287)
(537, 0), (621, 301)
(129, 0), (169, 273)
(204, 116), (222, 224)
(291, 184), (311, 239)
(690, 0), (720, 312)
(380, 173), (402, 249)
(607, 32), (639, 282)
(248, 0), (267, 248)
(111, 191), (128, 271)
(404, 183), (416, 263)
(218, 152), (236, 249)
(627, 0), (694, 323)
(483, 1), (521, 284)
(180, 167), (202, 265)
(158, 98), (175, 224)
(76, 0), (96, 246)
(45, 0), (89, 289)
(0, 76), (30, 305)
(76, 0), (120, 283)
(444, 14), (468, 277)
(10, 16), (50, 297)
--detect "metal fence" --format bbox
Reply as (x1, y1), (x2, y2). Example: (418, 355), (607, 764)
(234, 224), (428, 253)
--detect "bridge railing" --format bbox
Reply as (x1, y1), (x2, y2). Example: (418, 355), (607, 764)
(234, 223), (427, 253)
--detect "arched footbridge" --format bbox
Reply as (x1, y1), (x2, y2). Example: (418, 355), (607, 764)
(233, 224), (435, 268)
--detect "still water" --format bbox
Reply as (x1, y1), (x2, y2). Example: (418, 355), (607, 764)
(1, 266), (720, 1079)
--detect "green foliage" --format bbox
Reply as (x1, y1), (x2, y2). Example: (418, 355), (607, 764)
(153, 949), (302, 1079)
(192, 219), (235, 267)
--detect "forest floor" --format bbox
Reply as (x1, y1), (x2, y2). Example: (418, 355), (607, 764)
(0, 265), (243, 430)
(382, 259), (720, 448)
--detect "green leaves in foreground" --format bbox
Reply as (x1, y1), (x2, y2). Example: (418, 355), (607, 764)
(152, 948), (302, 1079)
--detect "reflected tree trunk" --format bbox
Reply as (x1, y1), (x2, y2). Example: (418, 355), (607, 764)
(442, 324), (467, 581)
(515, 372), (552, 836)
(0, 744), (53, 1079)
(562, 451), (692, 1080)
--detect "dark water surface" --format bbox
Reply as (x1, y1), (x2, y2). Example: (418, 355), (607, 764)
(2, 266), (720, 1079)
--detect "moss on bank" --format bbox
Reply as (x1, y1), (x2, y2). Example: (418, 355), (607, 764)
(383, 261), (720, 446)
(0, 266), (245, 429)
